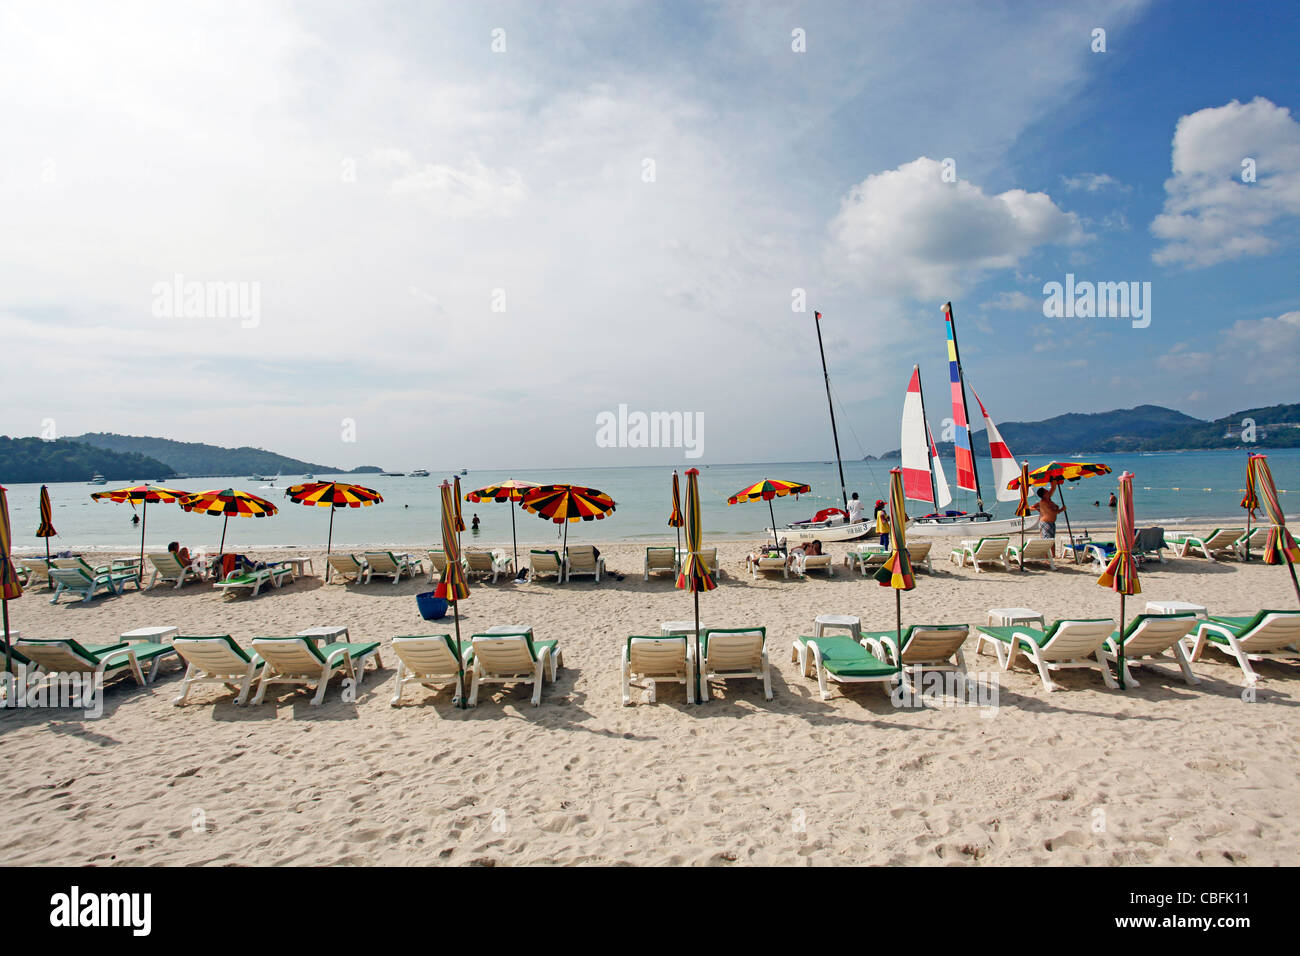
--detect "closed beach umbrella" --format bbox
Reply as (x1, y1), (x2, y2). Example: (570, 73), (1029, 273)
(452, 476), (466, 534)
(1097, 472), (1140, 689)
(284, 482), (383, 579)
(1014, 461), (1032, 565)
(1241, 455), (1260, 562)
(1007, 461), (1111, 563)
(434, 480), (472, 708)
(519, 484), (616, 556)
(465, 478), (539, 572)
(1250, 454), (1300, 604)
(36, 484), (57, 562)
(178, 488), (277, 560)
(675, 467), (716, 701)
(874, 468), (916, 647)
(669, 470), (684, 556)
(1, 484), (23, 672)
(91, 483), (191, 576)
(727, 478), (811, 550)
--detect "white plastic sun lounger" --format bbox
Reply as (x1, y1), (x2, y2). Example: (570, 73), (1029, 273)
(1186, 610), (1300, 685)
(172, 635), (265, 706)
(213, 566), (291, 598)
(19, 559), (53, 589)
(622, 635), (695, 705)
(1167, 528), (1243, 561)
(1002, 538), (1056, 570)
(467, 631), (562, 706)
(1097, 613), (1199, 688)
(15, 637), (178, 690)
(364, 551), (423, 584)
(750, 554), (788, 579)
(643, 547), (678, 581)
(464, 548), (513, 583)
(698, 627), (771, 701)
(528, 549), (568, 583)
(860, 624), (971, 681)
(974, 618), (1117, 692)
(327, 553), (371, 584)
(793, 552), (834, 577)
(949, 537), (1010, 573)
(390, 634), (472, 705)
(146, 551), (204, 590)
(791, 634), (899, 700)
(565, 545), (605, 582)
(250, 635), (382, 705)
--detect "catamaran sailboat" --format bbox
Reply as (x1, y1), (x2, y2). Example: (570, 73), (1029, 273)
(901, 302), (1037, 537)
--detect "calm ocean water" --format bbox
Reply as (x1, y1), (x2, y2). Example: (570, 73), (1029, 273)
(6, 449), (1299, 553)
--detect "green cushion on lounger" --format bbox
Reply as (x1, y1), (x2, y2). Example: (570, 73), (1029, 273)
(176, 635), (252, 661)
(18, 639), (128, 659)
(319, 640), (381, 661)
(1204, 610), (1298, 640)
(114, 642), (176, 665)
(980, 619), (1112, 648)
(801, 635), (898, 677)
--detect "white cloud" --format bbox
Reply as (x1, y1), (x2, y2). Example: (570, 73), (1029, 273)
(1061, 172), (1127, 193)
(377, 151), (527, 218)
(1159, 310), (1300, 385)
(1151, 97), (1300, 267)
(981, 291), (1038, 312)
(826, 158), (1087, 299)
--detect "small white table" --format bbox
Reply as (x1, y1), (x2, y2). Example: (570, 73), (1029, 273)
(661, 620), (705, 636)
(272, 556), (313, 578)
(1145, 600), (1208, 619)
(484, 624), (533, 639)
(814, 614), (861, 640)
(119, 625), (178, 644)
(987, 607), (1045, 627)
(296, 625), (350, 645)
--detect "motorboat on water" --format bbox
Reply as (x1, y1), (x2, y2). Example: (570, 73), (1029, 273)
(88, 473), (107, 485)
(409, 469), (430, 478)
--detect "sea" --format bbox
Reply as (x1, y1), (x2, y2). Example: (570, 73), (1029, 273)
(6, 448), (1299, 554)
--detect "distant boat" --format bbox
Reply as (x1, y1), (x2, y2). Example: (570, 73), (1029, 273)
(301, 474), (315, 481)
(409, 469), (430, 478)
(88, 473), (107, 485)
(382, 472), (406, 477)
(460, 469), (468, 475)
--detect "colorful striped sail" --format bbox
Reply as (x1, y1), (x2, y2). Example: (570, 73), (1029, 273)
(901, 366), (934, 504)
(971, 386), (1021, 503)
(942, 302), (978, 493)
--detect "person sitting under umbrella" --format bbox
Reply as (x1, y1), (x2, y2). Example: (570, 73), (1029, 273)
(167, 541), (192, 569)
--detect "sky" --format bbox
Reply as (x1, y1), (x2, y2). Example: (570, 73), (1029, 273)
(1, 0), (1298, 471)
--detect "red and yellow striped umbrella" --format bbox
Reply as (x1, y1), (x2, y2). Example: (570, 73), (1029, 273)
(1241, 455), (1261, 561)
(179, 488), (278, 558)
(36, 484), (57, 562)
(92, 483), (192, 572)
(466, 478), (538, 572)
(1, 484), (23, 672)
(284, 482), (383, 571)
(669, 470), (684, 557)
(727, 478), (810, 549)
(1013, 461), (1032, 565)
(676, 468), (716, 595)
(521, 484), (615, 556)
(1251, 456), (1300, 596)
(452, 476), (466, 535)
(1006, 462), (1109, 565)
(435, 480), (471, 706)
(1097, 471), (1141, 687)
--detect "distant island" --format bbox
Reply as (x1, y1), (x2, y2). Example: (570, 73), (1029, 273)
(0, 432), (385, 483)
(873, 402), (1300, 458)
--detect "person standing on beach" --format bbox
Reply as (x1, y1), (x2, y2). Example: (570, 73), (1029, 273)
(874, 498), (890, 549)
(1032, 487), (1064, 552)
(847, 492), (864, 525)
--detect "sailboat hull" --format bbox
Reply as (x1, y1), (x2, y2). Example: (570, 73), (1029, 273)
(907, 514), (1039, 537)
(768, 520), (873, 544)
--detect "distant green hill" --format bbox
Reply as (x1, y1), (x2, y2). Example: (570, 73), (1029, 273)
(70, 433), (371, 478)
(876, 403), (1300, 457)
(0, 436), (174, 483)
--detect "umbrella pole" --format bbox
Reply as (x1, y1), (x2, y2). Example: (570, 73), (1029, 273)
(1245, 509), (1252, 563)
(325, 508), (335, 582)
(510, 504), (519, 573)
(139, 499), (147, 581)
(1019, 515), (1026, 571)
(693, 589), (702, 703)
(452, 597), (467, 710)
(3, 598), (11, 675)
(1058, 483), (1077, 564)
(1118, 593), (1126, 690)
(895, 590), (902, 648)
(562, 521), (569, 578)
(769, 499), (780, 550)
(1286, 551), (1300, 606)
(219, 515), (228, 563)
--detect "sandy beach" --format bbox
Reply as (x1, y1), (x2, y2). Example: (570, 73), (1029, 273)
(2, 529), (1298, 867)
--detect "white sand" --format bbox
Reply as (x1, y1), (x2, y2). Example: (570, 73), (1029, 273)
(2, 530), (1298, 866)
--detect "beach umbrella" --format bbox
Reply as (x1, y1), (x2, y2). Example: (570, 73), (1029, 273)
(669, 470), (684, 556)
(435, 480), (472, 708)
(675, 467), (716, 701)
(726, 478), (811, 549)
(1097, 471), (1141, 689)
(1250, 454), (1300, 604)
(36, 484), (57, 562)
(1007, 461), (1111, 564)
(873, 468), (915, 649)
(91, 483), (191, 575)
(284, 482), (382, 580)
(519, 484), (616, 556)
(1014, 461), (1032, 566)
(452, 476), (466, 534)
(465, 478), (539, 572)
(1241, 455), (1260, 562)
(178, 488), (278, 560)
(1, 484), (23, 673)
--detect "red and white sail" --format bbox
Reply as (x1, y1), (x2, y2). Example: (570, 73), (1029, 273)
(927, 421), (953, 508)
(901, 367), (935, 504)
(971, 386), (1020, 503)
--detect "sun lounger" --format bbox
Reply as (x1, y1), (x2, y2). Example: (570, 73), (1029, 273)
(974, 618), (1116, 691)
(48, 565), (137, 604)
(1097, 613), (1199, 687)
(250, 635), (382, 705)
(791, 633), (899, 700)
(464, 548), (513, 583)
(1186, 610), (1300, 685)
(905, 541), (934, 574)
(1064, 540), (1116, 569)
(1167, 528), (1243, 561)
(390, 634), (472, 705)
(172, 635), (265, 705)
(793, 552), (834, 577)
(19, 559), (53, 589)
(622, 635), (695, 705)
(845, 547), (889, 576)
(698, 627), (771, 701)
(565, 545), (605, 582)
(327, 553), (371, 584)
(15, 637), (177, 689)
(949, 537), (1009, 573)
(528, 549), (567, 583)
(145, 551), (204, 590)
(750, 553), (788, 580)
(1134, 526), (1168, 563)
(1003, 538), (1056, 570)
(1234, 527), (1269, 559)
(468, 630), (562, 706)
(213, 566), (291, 598)
(364, 551), (423, 584)
(644, 547), (678, 581)
(860, 624), (970, 680)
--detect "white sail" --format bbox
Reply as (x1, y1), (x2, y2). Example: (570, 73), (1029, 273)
(971, 385), (1020, 503)
(901, 366), (934, 504)
(927, 422), (953, 509)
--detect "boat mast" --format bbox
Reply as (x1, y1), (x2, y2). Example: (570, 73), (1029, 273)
(914, 367), (940, 510)
(943, 301), (985, 513)
(814, 311), (850, 516)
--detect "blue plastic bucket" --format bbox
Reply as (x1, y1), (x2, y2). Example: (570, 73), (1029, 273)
(416, 591), (448, 620)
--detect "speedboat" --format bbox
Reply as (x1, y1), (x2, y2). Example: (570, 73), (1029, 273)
(409, 469), (430, 477)
(88, 474), (107, 485)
